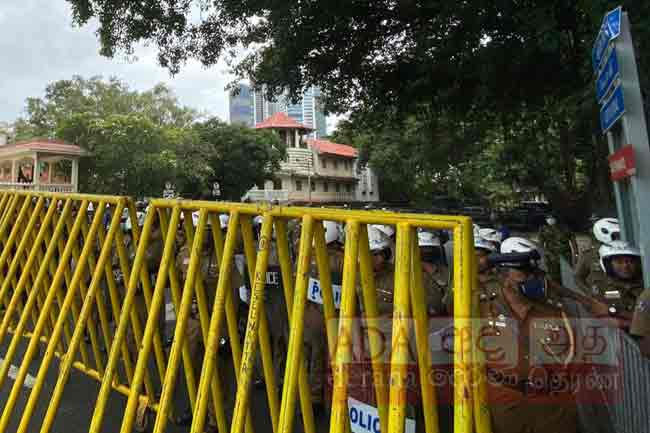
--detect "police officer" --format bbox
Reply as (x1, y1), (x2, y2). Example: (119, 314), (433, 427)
(302, 220), (344, 408)
(417, 230), (448, 315)
(538, 216), (576, 282)
(175, 214), (241, 427)
(581, 241), (644, 330)
(480, 237), (578, 433)
(575, 218), (619, 292)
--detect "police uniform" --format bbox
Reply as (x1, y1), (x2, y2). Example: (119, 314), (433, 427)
(584, 272), (643, 326)
(631, 288), (650, 338)
(478, 283), (578, 433)
(302, 248), (343, 405)
(175, 238), (243, 422)
(538, 224), (574, 282)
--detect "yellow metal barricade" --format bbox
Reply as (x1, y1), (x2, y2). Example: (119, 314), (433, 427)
(0, 191), (485, 433)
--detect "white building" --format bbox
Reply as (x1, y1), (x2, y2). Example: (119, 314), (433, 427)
(243, 113), (379, 204)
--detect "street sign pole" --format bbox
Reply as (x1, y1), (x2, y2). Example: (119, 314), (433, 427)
(602, 12), (650, 287)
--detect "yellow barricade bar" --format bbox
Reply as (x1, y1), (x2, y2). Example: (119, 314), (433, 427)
(0, 191), (483, 433)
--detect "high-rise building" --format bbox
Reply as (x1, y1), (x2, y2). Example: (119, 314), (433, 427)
(228, 84), (254, 126)
(252, 85), (327, 138)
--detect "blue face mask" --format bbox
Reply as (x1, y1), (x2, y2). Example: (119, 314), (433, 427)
(519, 277), (546, 301)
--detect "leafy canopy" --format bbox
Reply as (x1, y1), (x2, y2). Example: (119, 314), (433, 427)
(14, 76), (284, 200)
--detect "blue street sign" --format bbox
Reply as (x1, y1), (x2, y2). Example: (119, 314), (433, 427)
(593, 6), (623, 73)
(605, 6), (622, 40)
(600, 84), (625, 133)
(596, 49), (620, 103)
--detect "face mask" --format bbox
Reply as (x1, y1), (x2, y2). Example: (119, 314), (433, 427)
(519, 277), (546, 301)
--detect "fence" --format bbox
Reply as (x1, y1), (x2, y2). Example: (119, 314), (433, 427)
(0, 190), (481, 433)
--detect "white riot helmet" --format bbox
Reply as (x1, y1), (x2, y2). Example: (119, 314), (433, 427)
(499, 237), (542, 269)
(479, 228), (502, 244)
(374, 224), (395, 239)
(323, 220), (344, 245)
(593, 218), (620, 245)
(473, 224), (481, 238)
(546, 216), (557, 226)
(191, 211), (200, 227)
(475, 236), (497, 253)
(418, 230), (441, 248)
(599, 240), (641, 276)
(500, 237), (539, 255)
(368, 225), (391, 252)
(219, 214), (230, 230)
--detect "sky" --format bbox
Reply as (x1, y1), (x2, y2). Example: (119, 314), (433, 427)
(0, 1), (240, 125)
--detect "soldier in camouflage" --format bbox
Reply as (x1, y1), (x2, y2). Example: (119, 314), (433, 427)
(538, 216), (575, 283)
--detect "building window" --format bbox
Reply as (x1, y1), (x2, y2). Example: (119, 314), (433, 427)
(273, 179), (282, 190)
(323, 182), (329, 192)
(289, 133), (296, 147)
(295, 180), (302, 191)
(321, 158), (327, 169)
(333, 160), (339, 169)
(300, 136), (307, 149)
(335, 183), (341, 192)
(311, 181), (316, 192)
(346, 184), (353, 193)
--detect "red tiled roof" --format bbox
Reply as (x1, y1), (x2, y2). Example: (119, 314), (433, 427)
(255, 112), (313, 130)
(0, 139), (86, 156)
(308, 139), (358, 158)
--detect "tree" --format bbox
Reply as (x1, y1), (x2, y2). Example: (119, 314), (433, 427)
(64, 1), (650, 114)
(57, 113), (176, 197)
(189, 118), (286, 201)
(13, 76), (198, 140)
(15, 76), (284, 199)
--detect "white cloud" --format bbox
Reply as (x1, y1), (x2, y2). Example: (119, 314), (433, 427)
(0, 0), (233, 123)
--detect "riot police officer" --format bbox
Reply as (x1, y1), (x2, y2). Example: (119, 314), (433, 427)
(582, 240), (644, 330)
(480, 237), (578, 433)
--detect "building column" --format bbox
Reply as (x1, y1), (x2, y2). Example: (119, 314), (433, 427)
(47, 161), (52, 184)
(11, 160), (16, 183)
(33, 153), (40, 189)
(71, 159), (79, 192)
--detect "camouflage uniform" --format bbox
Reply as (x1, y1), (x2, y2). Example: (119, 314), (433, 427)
(574, 246), (603, 294)
(538, 224), (574, 282)
(478, 281), (578, 433)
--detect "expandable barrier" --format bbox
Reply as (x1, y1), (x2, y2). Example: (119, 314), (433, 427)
(0, 191), (483, 433)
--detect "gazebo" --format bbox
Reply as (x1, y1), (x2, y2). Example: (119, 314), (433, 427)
(0, 139), (85, 193)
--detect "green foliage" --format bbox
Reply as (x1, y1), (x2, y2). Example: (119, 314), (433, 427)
(62, 1), (650, 219)
(14, 76), (283, 199)
(191, 119), (286, 200)
(56, 113), (176, 196)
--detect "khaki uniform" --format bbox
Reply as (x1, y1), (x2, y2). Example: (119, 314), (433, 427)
(631, 288), (650, 337)
(302, 248), (343, 405)
(176, 241), (244, 421)
(478, 282), (578, 433)
(584, 272), (643, 326)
